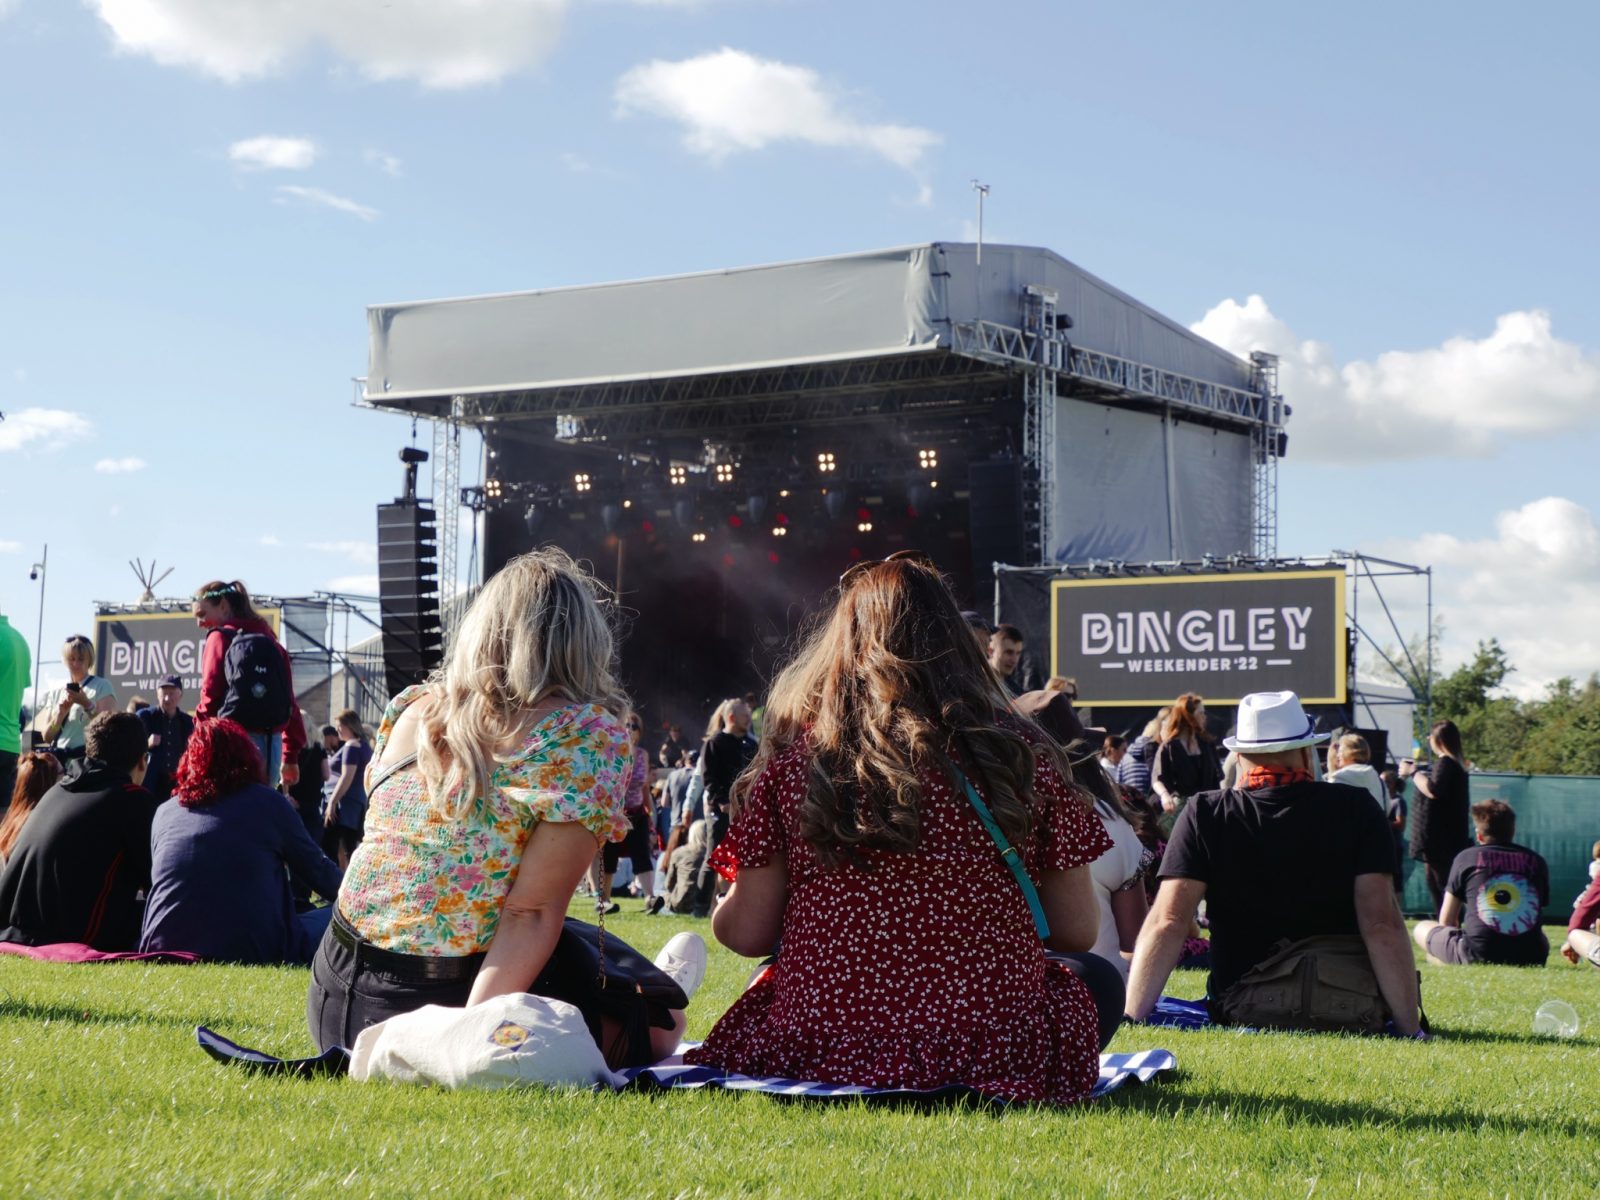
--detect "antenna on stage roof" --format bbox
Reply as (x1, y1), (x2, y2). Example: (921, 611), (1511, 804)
(129, 558), (174, 606)
(971, 179), (990, 266)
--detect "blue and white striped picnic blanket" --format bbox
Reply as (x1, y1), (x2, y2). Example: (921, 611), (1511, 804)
(616, 1044), (1177, 1104)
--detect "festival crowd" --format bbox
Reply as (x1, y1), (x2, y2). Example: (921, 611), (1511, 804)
(1, 553), (1597, 1102)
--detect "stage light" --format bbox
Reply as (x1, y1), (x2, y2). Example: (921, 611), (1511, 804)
(918, 449), (938, 470)
(691, 531), (708, 543)
(574, 473), (592, 493)
(714, 463), (735, 484)
(727, 515), (743, 529)
(486, 478), (503, 500)
(623, 499), (633, 509)
(930, 480), (939, 488)
(778, 489), (790, 498)
(669, 464), (688, 486)
(771, 526), (788, 538)
(817, 452), (836, 473)
(857, 521), (873, 533)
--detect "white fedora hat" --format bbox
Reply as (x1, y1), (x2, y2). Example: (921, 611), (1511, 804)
(1222, 691), (1331, 754)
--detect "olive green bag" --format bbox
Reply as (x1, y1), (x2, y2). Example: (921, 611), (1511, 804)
(1214, 935), (1391, 1033)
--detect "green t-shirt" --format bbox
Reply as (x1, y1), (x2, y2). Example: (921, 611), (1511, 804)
(0, 615), (29, 756)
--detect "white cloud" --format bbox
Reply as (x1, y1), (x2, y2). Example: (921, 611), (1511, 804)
(258, 534), (281, 547)
(274, 185), (379, 221)
(0, 540), (20, 554)
(1192, 296), (1600, 463)
(326, 574), (381, 595)
(615, 47), (940, 184)
(0, 407), (94, 453)
(364, 148), (403, 177)
(229, 135), (317, 170)
(88, 0), (567, 88)
(93, 456), (148, 474)
(309, 540), (378, 565)
(0, 0), (19, 16)
(1376, 497), (1600, 698)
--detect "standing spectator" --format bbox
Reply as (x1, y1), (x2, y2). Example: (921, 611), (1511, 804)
(35, 635), (120, 763)
(0, 604), (28, 806)
(135, 675), (194, 802)
(686, 554), (1121, 1103)
(988, 624), (1028, 698)
(692, 697), (758, 917)
(0, 752), (62, 866)
(141, 719), (342, 964)
(658, 723), (688, 770)
(1409, 719), (1471, 912)
(1100, 735), (1128, 778)
(0, 713), (156, 949)
(1413, 799), (1549, 967)
(1326, 733), (1385, 807)
(288, 719), (332, 846)
(191, 580), (304, 790)
(590, 714), (654, 914)
(1381, 769), (1407, 902)
(322, 709), (371, 870)
(1151, 694), (1222, 830)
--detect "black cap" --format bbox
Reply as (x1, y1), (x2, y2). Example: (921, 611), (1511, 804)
(158, 675), (183, 691)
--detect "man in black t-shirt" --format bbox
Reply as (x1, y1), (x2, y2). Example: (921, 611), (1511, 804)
(0, 713), (156, 950)
(1413, 799), (1549, 966)
(692, 698), (758, 918)
(1124, 690), (1422, 1035)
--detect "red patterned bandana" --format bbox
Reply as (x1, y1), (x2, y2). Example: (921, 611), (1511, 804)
(1241, 763), (1312, 790)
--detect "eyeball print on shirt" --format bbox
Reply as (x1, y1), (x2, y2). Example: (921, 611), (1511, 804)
(1476, 873), (1541, 936)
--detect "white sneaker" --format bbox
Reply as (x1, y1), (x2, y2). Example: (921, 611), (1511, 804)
(653, 931), (707, 1002)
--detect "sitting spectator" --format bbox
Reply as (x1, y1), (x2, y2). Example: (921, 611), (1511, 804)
(0, 752), (63, 866)
(687, 552), (1123, 1105)
(0, 713), (156, 949)
(1326, 733), (1385, 806)
(650, 818), (709, 915)
(140, 719), (343, 964)
(1561, 853), (1600, 969)
(1077, 753), (1152, 982)
(1125, 690), (1421, 1035)
(1413, 799), (1549, 967)
(322, 709), (372, 869)
(1115, 711), (1164, 801)
(306, 549), (697, 1067)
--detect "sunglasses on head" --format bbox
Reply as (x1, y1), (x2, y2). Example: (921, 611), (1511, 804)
(839, 548), (935, 586)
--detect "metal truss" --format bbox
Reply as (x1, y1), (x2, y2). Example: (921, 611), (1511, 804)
(430, 403), (463, 623)
(1248, 352), (1283, 558)
(1019, 287), (1058, 564)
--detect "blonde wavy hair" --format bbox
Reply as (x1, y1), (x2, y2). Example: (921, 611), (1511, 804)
(416, 548), (629, 819)
(740, 556), (1077, 868)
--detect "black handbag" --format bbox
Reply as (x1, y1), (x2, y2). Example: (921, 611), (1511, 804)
(534, 918), (688, 1066)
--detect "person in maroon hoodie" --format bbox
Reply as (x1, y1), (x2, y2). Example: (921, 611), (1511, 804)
(191, 580), (305, 789)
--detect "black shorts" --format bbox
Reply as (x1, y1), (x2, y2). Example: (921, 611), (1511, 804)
(307, 910), (482, 1053)
(603, 810), (654, 874)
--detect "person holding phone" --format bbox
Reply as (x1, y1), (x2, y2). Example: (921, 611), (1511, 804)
(36, 636), (120, 763)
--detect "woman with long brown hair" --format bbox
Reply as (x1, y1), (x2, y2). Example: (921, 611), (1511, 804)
(0, 752), (63, 865)
(684, 552), (1123, 1105)
(1151, 692), (1223, 827)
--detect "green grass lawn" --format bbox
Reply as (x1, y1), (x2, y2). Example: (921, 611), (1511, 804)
(3, 905), (1597, 1199)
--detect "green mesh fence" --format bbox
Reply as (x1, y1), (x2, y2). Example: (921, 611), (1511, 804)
(1401, 772), (1600, 919)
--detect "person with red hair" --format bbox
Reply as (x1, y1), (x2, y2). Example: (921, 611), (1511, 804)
(0, 752), (63, 866)
(140, 719), (342, 964)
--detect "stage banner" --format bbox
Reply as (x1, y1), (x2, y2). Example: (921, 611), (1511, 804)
(94, 608), (282, 698)
(1051, 570), (1346, 706)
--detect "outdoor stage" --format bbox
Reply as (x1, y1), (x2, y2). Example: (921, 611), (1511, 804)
(360, 243), (1288, 725)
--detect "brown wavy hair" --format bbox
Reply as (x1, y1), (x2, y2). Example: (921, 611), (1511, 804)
(0, 752), (63, 861)
(1161, 693), (1212, 744)
(738, 555), (1077, 868)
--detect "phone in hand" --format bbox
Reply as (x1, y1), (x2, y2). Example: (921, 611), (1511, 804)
(65, 682), (82, 694)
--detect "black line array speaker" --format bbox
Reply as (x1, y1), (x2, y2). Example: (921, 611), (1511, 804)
(377, 500), (444, 700)
(968, 458), (1027, 590)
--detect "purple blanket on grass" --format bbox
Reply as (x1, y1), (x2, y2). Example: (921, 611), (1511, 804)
(0, 941), (200, 964)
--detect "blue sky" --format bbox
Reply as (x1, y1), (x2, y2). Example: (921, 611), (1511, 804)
(2, 0), (1598, 698)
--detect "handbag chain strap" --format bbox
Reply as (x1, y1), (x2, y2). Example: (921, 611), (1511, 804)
(953, 768), (1051, 940)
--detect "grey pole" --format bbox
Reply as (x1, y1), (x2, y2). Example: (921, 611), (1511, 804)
(29, 543), (46, 719)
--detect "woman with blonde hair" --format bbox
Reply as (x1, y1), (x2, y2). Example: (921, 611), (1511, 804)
(685, 552), (1122, 1104)
(306, 549), (703, 1064)
(1151, 693), (1222, 824)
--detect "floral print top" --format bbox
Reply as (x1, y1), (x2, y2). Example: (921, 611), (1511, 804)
(338, 685), (632, 956)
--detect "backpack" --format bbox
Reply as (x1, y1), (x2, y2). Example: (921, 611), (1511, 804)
(216, 629), (292, 732)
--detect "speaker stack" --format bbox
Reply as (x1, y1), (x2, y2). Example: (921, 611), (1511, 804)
(376, 500), (444, 700)
(967, 458), (1026, 590)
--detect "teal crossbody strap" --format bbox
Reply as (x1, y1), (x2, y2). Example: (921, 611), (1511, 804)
(955, 770), (1051, 940)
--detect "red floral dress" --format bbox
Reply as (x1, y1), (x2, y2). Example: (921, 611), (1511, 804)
(685, 735), (1114, 1105)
